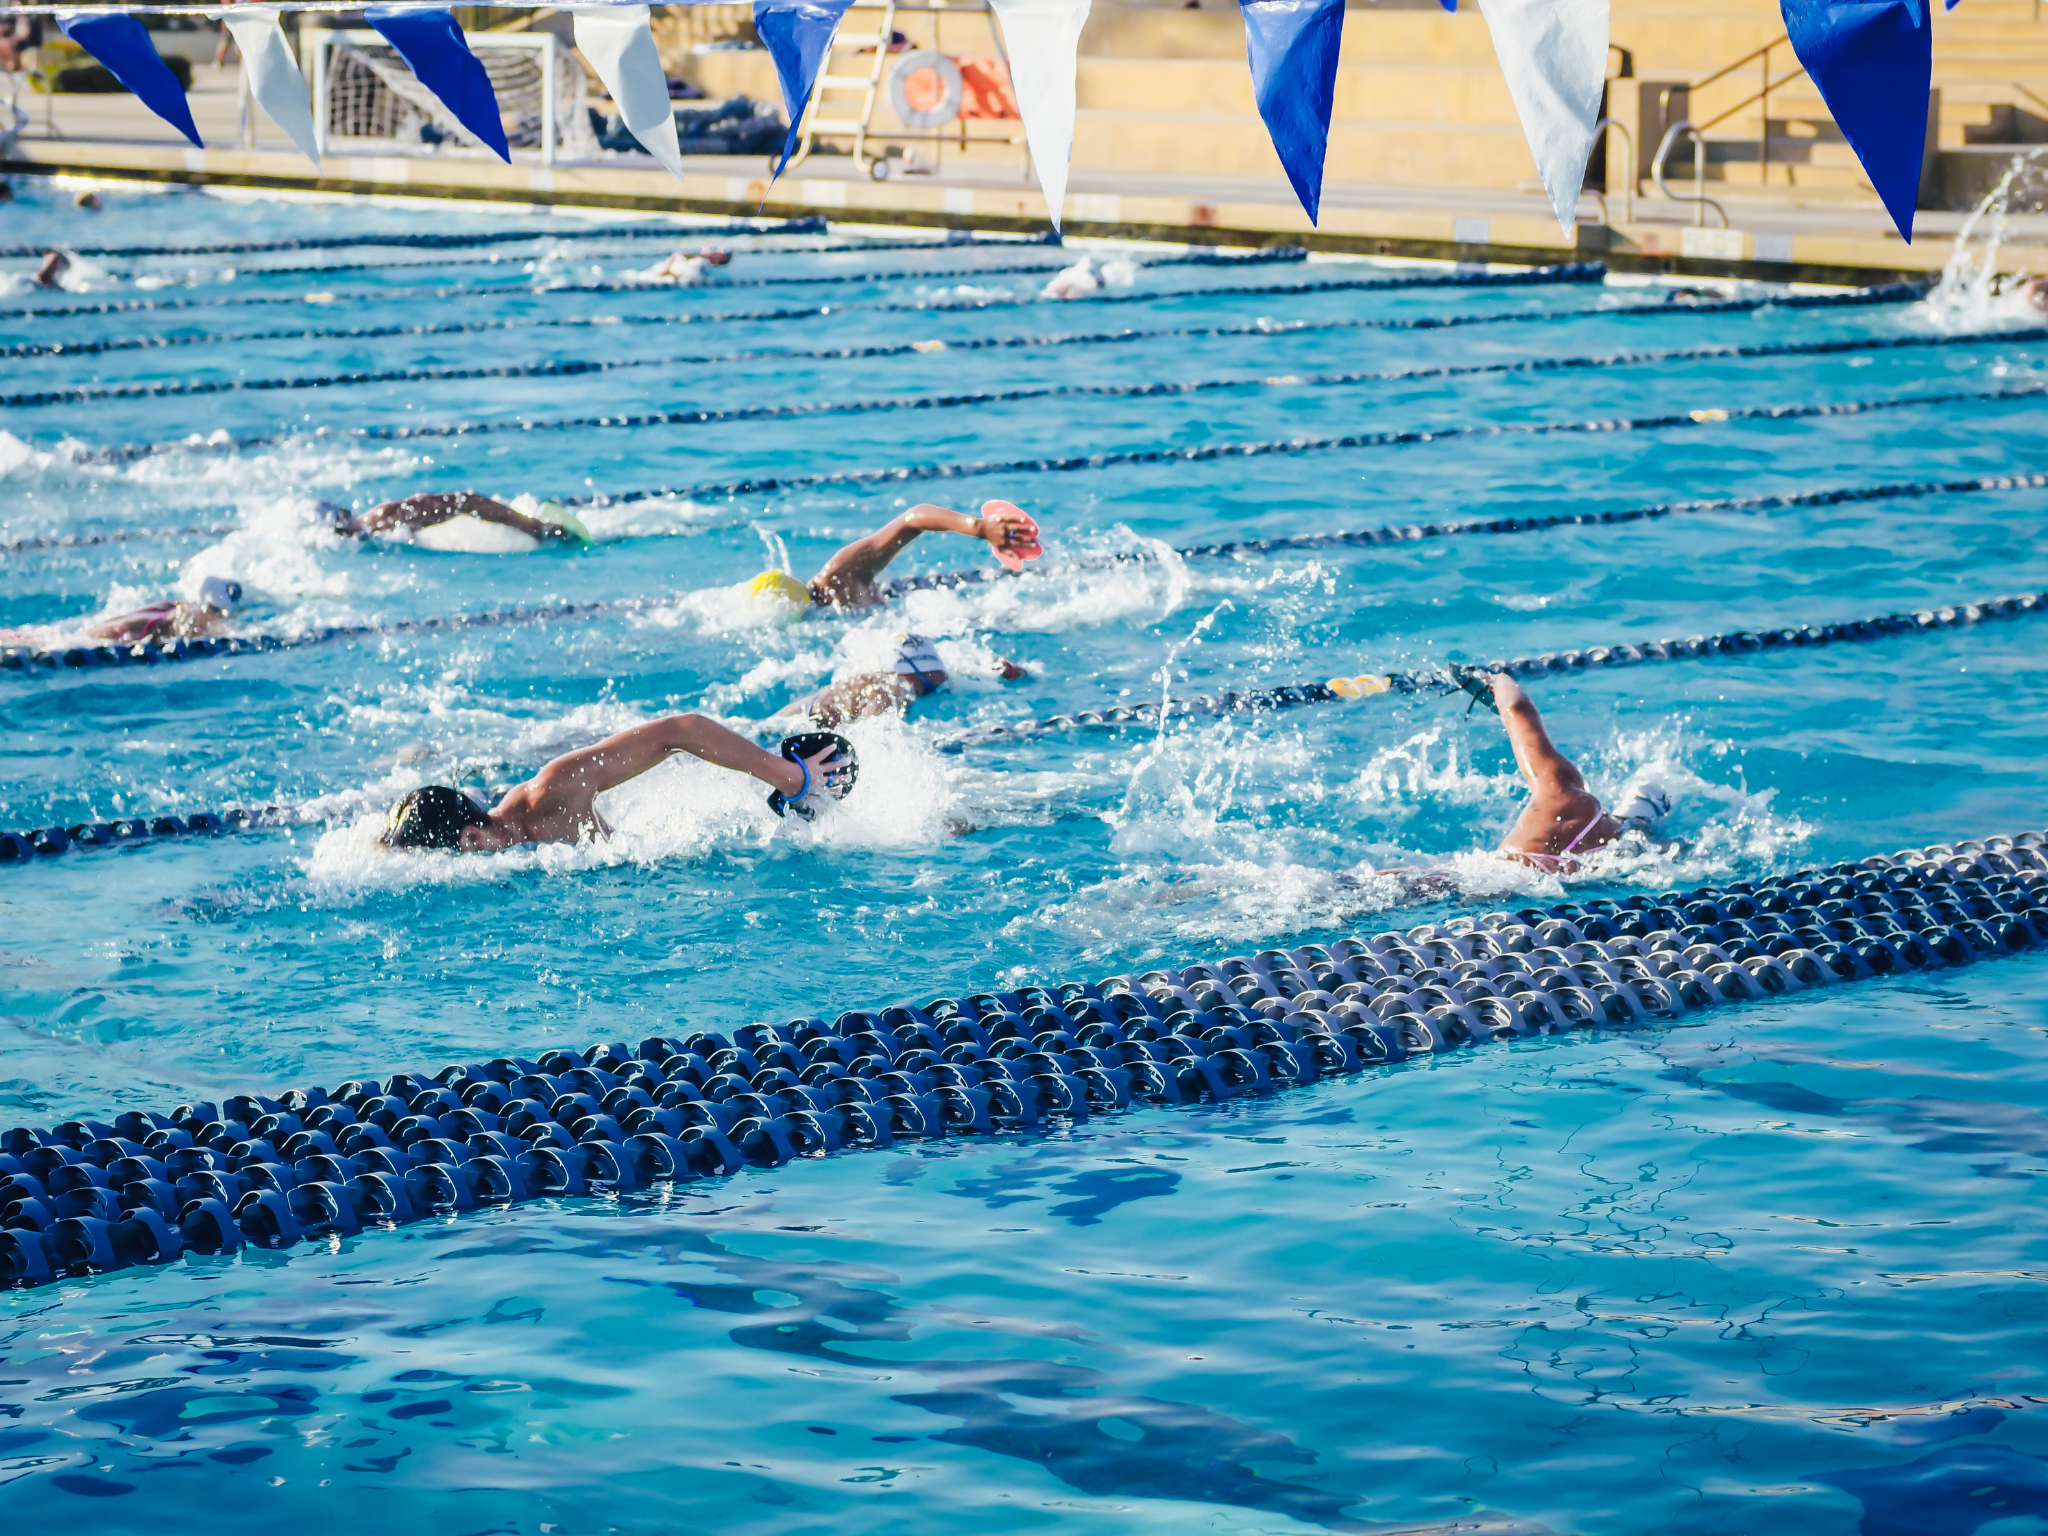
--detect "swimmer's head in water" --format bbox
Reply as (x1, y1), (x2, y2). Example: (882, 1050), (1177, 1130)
(383, 785), (491, 849)
(533, 499), (594, 547)
(197, 575), (243, 612)
(747, 569), (814, 619)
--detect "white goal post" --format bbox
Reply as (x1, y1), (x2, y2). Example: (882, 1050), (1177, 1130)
(304, 28), (601, 164)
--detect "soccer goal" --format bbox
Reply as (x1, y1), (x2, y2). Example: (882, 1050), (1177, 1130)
(306, 28), (600, 163)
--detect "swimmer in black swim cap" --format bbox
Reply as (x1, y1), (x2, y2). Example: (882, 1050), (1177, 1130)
(384, 714), (854, 851)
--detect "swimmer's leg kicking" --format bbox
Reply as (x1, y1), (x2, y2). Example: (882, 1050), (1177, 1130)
(384, 715), (853, 851)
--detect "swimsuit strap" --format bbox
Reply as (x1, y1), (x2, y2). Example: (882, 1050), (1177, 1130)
(1500, 799), (1605, 873)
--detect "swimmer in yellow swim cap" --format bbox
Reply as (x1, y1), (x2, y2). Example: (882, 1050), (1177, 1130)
(745, 498), (1042, 613)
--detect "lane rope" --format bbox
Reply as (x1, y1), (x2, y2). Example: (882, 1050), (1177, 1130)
(0, 215), (838, 261)
(28, 317), (2026, 473)
(1, 277), (1946, 416)
(2, 826), (2042, 1285)
(1, 243), (1309, 316)
(0, 252), (1587, 325)
(936, 588), (2048, 750)
(577, 379), (2048, 507)
(4, 586), (2044, 842)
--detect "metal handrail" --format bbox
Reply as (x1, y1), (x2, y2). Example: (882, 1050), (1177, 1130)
(1694, 62), (1807, 135)
(1591, 115), (1634, 223)
(1652, 120), (1728, 229)
(1693, 33), (1790, 94)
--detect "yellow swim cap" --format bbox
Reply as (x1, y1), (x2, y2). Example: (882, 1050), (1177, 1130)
(747, 570), (813, 610)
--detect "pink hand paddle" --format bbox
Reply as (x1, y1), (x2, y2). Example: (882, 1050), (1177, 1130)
(982, 500), (1043, 572)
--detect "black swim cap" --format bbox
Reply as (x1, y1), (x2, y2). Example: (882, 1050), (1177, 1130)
(383, 785), (490, 849)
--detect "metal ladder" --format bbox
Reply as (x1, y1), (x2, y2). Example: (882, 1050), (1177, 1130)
(788, 0), (898, 173)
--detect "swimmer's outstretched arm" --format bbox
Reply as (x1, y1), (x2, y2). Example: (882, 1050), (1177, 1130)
(807, 500), (1039, 607)
(532, 714), (813, 806)
(349, 492), (561, 542)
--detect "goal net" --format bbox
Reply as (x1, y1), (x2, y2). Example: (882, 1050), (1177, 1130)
(322, 34), (601, 159)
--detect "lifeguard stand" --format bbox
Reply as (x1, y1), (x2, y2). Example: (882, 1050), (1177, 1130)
(788, 0), (1028, 179)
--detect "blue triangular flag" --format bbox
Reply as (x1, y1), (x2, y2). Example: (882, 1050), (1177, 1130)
(56, 15), (201, 149)
(1780, 0), (1931, 241)
(1240, 0), (1345, 224)
(754, 0), (854, 177)
(1441, 0), (1457, 9)
(365, 6), (510, 163)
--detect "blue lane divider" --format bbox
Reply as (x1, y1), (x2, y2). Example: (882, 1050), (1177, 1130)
(0, 250), (1583, 328)
(4, 586), (2043, 846)
(0, 264), (1611, 407)
(885, 469), (2048, 600)
(3, 826), (2042, 1287)
(0, 215), (836, 261)
(0, 245), (1310, 339)
(579, 378), (2048, 508)
(31, 320), (2028, 478)
(935, 587), (2048, 751)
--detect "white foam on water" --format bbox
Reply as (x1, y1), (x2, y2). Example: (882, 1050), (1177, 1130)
(1918, 149), (2048, 333)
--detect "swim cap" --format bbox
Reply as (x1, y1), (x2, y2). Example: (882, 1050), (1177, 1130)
(1613, 781), (1674, 833)
(747, 570), (813, 613)
(767, 732), (858, 821)
(198, 575), (244, 611)
(383, 785), (491, 849)
(534, 500), (593, 546)
(891, 632), (945, 680)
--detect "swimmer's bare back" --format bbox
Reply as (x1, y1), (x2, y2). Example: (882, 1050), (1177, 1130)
(346, 492), (571, 543)
(85, 599), (228, 644)
(460, 713), (847, 851)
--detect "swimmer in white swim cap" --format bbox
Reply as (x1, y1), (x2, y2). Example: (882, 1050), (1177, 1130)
(1449, 667), (1674, 874)
(13, 574), (249, 646)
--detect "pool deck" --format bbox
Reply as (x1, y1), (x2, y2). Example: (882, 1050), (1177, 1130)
(7, 74), (2046, 286)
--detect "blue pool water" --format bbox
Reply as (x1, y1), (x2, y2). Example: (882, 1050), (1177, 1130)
(3, 180), (2048, 1532)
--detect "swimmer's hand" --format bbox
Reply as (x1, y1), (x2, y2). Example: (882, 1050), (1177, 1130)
(803, 741), (856, 799)
(976, 500), (1043, 573)
(996, 658), (1027, 681)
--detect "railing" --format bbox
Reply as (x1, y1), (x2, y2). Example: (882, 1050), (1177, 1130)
(1690, 34), (1807, 184)
(1591, 115), (1634, 223)
(1653, 121), (1729, 228)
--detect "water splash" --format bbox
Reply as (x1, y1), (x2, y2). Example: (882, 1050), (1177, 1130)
(1920, 147), (2048, 329)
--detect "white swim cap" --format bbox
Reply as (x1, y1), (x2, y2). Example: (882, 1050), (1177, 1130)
(1613, 781), (1674, 831)
(198, 575), (244, 611)
(892, 632), (945, 678)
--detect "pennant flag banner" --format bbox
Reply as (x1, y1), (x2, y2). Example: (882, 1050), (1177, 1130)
(1780, 0), (1931, 241)
(364, 5), (510, 162)
(1475, 0), (1609, 232)
(56, 12), (202, 149)
(753, 0), (854, 177)
(222, 8), (321, 168)
(1239, 0), (1346, 224)
(987, 0), (1093, 227)
(572, 3), (686, 180)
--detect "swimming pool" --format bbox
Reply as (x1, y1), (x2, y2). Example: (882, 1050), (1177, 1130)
(3, 178), (2048, 1532)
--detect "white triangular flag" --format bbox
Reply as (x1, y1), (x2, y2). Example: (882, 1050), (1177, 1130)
(221, 8), (320, 167)
(1475, 0), (1608, 233)
(570, 4), (685, 181)
(986, 0), (1091, 228)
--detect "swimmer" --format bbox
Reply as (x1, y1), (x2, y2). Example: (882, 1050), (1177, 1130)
(1, 575), (245, 647)
(1452, 666), (1672, 873)
(318, 492), (591, 550)
(2023, 276), (2048, 315)
(636, 247), (733, 284)
(33, 251), (68, 289)
(382, 716), (855, 851)
(754, 498), (1042, 613)
(767, 629), (1026, 730)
